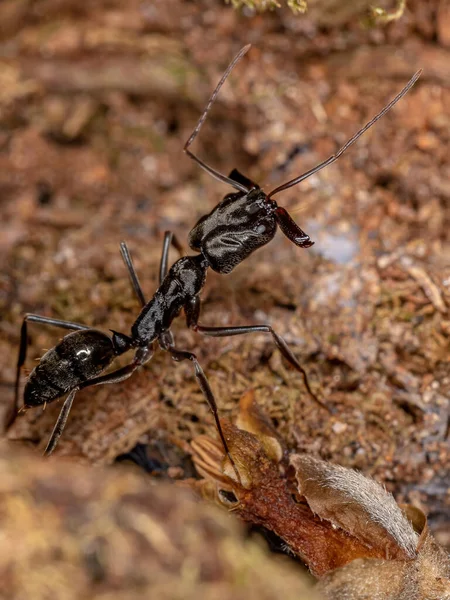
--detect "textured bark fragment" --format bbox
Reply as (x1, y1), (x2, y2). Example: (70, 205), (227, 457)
(235, 390), (284, 463)
(193, 419), (386, 577)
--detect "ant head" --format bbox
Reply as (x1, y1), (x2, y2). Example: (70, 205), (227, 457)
(225, 170), (314, 248)
(185, 45), (420, 259)
(188, 169), (313, 274)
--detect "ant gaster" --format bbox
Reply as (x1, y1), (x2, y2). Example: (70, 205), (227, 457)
(9, 45), (421, 467)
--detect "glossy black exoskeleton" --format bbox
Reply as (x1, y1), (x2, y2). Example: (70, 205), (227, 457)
(9, 45), (420, 464)
(23, 330), (118, 407)
(188, 171), (312, 275)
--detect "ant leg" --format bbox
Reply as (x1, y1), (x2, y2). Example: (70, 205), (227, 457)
(10, 315), (90, 431)
(44, 346), (154, 456)
(185, 300), (328, 412)
(120, 242), (146, 307)
(80, 346), (154, 390)
(159, 231), (184, 284)
(185, 296), (201, 329)
(160, 335), (237, 477)
(44, 388), (78, 456)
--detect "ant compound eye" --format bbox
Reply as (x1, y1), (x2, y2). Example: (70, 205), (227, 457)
(256, 224), (266, 234)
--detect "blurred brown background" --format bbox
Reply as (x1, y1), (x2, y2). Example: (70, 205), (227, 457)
(0, 0), (448, 545)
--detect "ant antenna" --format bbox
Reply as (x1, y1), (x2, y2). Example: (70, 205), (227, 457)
(184, 44), (252, 194)
(267, 69), (422, 199)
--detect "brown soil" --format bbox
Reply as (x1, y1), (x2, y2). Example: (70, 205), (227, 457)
(0, 0), (448, 547)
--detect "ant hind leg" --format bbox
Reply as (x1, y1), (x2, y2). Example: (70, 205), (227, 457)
(185, 298), (329, 412)
(44, 388), (78, 456)
(160, 335), (239, 480)
(44, 346), (154, 456)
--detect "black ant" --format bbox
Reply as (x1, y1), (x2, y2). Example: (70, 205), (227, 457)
(8, 45), (421, 466)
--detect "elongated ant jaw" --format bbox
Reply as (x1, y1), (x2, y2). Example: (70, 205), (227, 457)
(274, 206), (314, 248)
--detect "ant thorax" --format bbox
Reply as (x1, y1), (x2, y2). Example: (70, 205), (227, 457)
(132, 254), (208, 343)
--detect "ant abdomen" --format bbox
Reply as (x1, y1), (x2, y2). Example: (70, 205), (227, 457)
(24, 330), (116, 408)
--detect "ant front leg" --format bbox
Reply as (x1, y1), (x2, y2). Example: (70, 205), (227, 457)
(185, 297), (329, 412)
(158, 331), (238, 478)
(9, 315), (90, 431)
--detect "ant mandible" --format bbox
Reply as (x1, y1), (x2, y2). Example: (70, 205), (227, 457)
(8, 45), (421, 466)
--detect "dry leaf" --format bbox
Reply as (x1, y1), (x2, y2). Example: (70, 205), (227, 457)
(291, 454), (418, 560)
